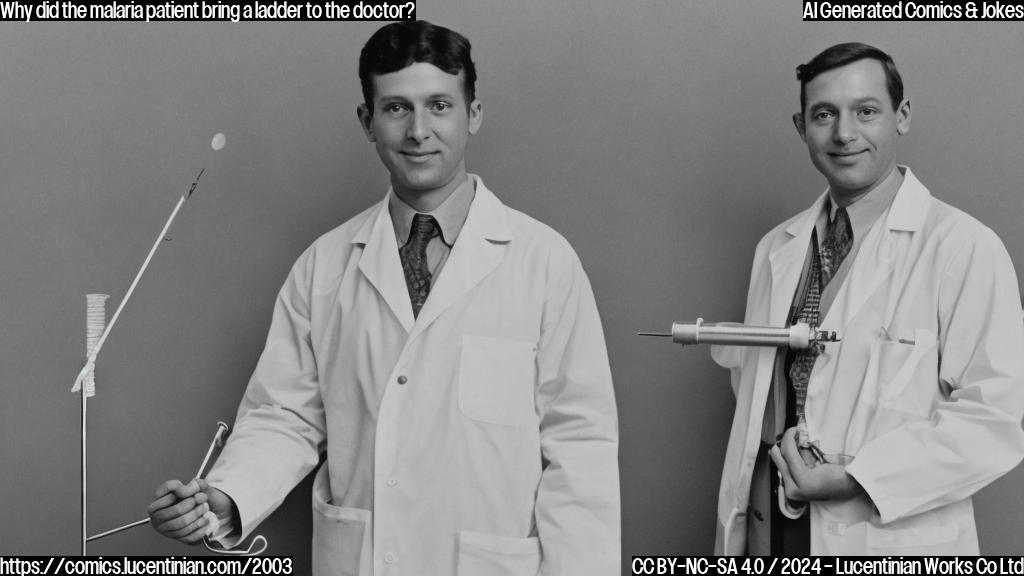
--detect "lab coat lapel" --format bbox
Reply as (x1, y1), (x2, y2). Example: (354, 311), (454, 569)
(768, 194), (826, 327)
(355, 196), (416, 332)
(408, 178), (511, 342)
(820, 167), (928, 331)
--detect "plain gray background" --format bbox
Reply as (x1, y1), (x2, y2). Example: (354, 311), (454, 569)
(2, 3), (1023, 573)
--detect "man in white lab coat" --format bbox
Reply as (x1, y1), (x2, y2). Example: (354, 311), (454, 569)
(713, 43), (1024, 555)
(147, 21), (620, 575)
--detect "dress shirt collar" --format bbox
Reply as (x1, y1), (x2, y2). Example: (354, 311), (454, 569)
(826, 166), (902, 241)
(389, 176), (476, 248)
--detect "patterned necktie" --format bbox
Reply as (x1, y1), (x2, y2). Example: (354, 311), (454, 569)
(819, 206), (852, 286)
(787, 205), (853, 439)
(399, 214), (440, 318)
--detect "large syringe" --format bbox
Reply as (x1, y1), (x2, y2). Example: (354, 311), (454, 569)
(639, 318), (840, 349)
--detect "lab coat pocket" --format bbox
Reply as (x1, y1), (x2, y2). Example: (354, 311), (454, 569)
(312, 467), (372, 576)
(457, 531), (541, 576)
(871, 328), (939, 418)
(847, 328), (938, 451)
(856, 328), (938, 413)
(459, 335), (538, 427)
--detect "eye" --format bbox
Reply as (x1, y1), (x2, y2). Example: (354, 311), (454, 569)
(812, 110), (835, 123)
(383, 102), (408, 116)
(430, 101), (453, 113)
(858, 107), (879, 119)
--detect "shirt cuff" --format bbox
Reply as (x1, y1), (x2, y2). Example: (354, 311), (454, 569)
(205, 507), (242, 549)
(777, 471), (808, 519)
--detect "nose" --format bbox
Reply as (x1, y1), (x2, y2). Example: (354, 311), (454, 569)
(832, 112), (857, 145)
(406, 109), (431, 143)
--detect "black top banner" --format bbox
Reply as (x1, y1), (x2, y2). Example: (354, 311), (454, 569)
(0, 0), (416, 21)
(802, 0), (1024, 20)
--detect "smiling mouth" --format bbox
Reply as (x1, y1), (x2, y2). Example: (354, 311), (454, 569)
(828, 150), (867, 164)
(402, 151), (438, 162)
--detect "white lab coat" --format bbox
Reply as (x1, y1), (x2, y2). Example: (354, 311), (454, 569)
(713, 168), (1024, 555)
(206, 176), (620, 575)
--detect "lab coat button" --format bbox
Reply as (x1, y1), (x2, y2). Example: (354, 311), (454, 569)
(397, 375), (407, 385)
(384, 554), (396, 564)
(386, 478), (397, 487)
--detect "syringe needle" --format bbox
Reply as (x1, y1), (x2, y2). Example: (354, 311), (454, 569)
(637, 332), (672, 337)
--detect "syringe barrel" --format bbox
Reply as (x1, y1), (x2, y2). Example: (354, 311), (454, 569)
(670, 321), (814, 349)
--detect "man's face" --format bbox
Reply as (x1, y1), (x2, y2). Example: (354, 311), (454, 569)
(794, 58), (910, 203)
(358, 62), (482, 207)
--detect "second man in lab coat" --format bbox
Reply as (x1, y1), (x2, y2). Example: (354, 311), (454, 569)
(713, 42), (1024, 555)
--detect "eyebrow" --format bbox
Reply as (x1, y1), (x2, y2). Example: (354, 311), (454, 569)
(809, 96), (884, 111)
(376, 92), (459, 103)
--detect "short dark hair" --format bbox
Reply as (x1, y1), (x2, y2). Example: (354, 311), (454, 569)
(359, 20), (477, 112)
(796, 42), (904, 112)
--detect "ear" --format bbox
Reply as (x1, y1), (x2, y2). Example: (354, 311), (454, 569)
(895, 98), (911, 136)
(792, 112), (806, 142)
(357, 103), (375, 142)
(467, 99), (483, 135)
